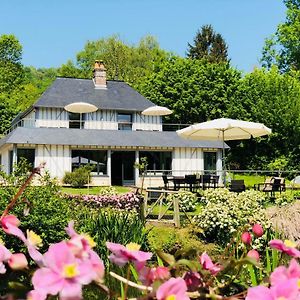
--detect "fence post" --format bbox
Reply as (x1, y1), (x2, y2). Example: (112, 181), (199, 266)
(173, 197), (180, 228)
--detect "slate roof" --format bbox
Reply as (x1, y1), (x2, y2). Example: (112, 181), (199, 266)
(34, 78), (155, 112)
(0, 127), (229, 149)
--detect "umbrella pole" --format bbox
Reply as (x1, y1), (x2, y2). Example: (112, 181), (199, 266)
(222, 130), (226, 186)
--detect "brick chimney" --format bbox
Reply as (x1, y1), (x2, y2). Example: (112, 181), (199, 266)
(93, 60), (107, 89)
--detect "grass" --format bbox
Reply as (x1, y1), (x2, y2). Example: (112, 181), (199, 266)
(60, 186), (132, 195)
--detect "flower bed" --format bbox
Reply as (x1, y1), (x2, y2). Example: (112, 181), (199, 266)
(65, 192), (142, 211)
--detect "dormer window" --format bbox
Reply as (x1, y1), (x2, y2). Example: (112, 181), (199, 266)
(118, 113), (132, 130)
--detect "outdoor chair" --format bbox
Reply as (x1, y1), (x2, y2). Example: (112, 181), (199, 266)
(162, 175), (174, 190)
(254, 177), (283, 197)
(185, 174), (197, 192)
(199, 174), (212, 190)
(229, 179), (246, 193)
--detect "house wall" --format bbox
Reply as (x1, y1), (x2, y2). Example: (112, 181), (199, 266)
(35, 145), (71, 179)
(172, 147), (204, 176)
(0, 145), (12, 174)
(34, 108), (162, 131)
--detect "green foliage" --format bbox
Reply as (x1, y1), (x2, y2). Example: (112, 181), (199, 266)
(0, 34), (24, 94)
(63, 165), (93, 188)
(74, 207), (149, 265)
(98, 186), (118, 196)
(139, 57), (241, 124)
(274, 191), (295, 206)
(58, 35), (170, 87)
(166, 191), (197, 212)
(193, 189), (269, 244)
(187, 24), (229, 63)
(261, 0), (300, 71)
(0, 174), (74, 253)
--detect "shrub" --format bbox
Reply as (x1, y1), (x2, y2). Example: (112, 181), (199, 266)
(193, 189), (269, 244)
(66, 192), (142, 211)
(166, 191), (197, 212)
(98, 186), (117, 196)
(63, 165), (92, 188)
(274, 191), (294, 206)
(0, 174), (75, 253)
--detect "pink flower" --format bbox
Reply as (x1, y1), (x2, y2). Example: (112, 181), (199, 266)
(269, 239), (300, 257)
(246, 279), (299, 300)
(0, 215), (26, 243)
(27, 290), (47, 300)
(8, 253), (28, 270)
(32, 241), (99, 299)
(270, 259), (300, 286)
(156, 277), (190, 300)
(241, 232), (252, 245)
(106, 242), (152, 267)
(252, 224), (264, 237)
(183, 271), (202, 292)
(200, 252), (222, 275)
(138, 264), (170, 286)
(247, 249), (260, 262)
(0, 244), (12, 274)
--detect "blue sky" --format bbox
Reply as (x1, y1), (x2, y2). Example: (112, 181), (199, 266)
(0, 0), (286, 72)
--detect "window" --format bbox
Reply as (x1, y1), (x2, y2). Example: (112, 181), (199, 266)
(204, 152), (217, 174)
(17, 148), (35, 168)
(69, 113), (83, 129)
(139, 151), (172, 174)
(118, 113), (132, 130)
(71, 150), (107, 175)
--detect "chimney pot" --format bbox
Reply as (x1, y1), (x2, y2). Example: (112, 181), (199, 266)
(93, 60), (107, 89)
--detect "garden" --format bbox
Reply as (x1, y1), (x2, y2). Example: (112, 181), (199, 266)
(0, 162), (300, 299)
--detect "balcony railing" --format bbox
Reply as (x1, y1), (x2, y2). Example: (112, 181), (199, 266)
(2, 118), (192, 137)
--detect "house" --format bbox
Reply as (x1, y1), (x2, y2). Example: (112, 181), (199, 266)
(0, 61), (225, 187)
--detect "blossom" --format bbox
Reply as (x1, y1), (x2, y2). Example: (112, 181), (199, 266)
(183, 271), (202, 292)
(32, 241), (99, 299)
(270, 259), (300, 286)
(200, 252), (222, 275)
(252, 224), (263, 237)
(269, 239), (300, 257)
(247, 249), (260, 262)
(8, 253), (28, 270)
(156, 277), (190, 300)
(246, 279), (299, 300)
(138, 264), (170, 286)
(241, 232), (252, 245)
(0, 244), (12, 274)
(27, 290), (47, 300)
(106, 242), (152, 267)
(0, 215), (26, 242)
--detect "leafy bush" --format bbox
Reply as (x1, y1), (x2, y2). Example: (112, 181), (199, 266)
(166, 191), (197, 212)
(0, 173), (75, 253)
(193, 189), (269, 244)
(63, 165), (92, 188)
(98, 186), (117, 196)
(274, 191), (294, 206)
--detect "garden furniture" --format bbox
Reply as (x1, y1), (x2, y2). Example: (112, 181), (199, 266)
(229, 179), (246, 193)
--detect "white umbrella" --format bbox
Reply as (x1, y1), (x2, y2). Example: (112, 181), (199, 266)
(64, 102), (98, 113)
(65, 102), (98, 129)
(142, 106), (172, 116)
(177, 118), (272, 183)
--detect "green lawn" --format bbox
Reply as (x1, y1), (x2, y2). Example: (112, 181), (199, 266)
(61, 186), (132, 195)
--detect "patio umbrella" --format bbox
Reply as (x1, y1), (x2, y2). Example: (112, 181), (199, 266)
(64, 102), (98, 129)
(177, 118), (272, 182)
(141, 106), (173, 116)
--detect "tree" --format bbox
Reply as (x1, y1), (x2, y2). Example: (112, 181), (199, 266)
(138, 57), (241, 125)
(0, 34), (24, 93)
(58, 35), (170, 87)
(261, 0), (300, 71)
(187, 25), (229, 63)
